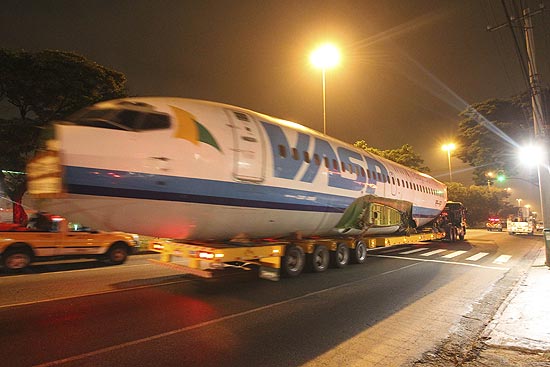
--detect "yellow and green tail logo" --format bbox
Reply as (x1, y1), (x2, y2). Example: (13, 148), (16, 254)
(170, 106), (221, 152)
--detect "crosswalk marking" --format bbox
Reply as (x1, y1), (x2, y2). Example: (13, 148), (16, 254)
(399, 247), (429, 255)
(493, 254), (512, 264)
(441, 250), (467, 259)
(420, 249), (447, 257)
(465, 252), (490, 261)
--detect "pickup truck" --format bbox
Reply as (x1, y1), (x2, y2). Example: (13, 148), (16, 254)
(0, 213), (140, 272)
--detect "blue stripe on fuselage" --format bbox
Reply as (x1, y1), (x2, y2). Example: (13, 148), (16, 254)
(64, 167), (440, 219)
(65, 166), (351, 213)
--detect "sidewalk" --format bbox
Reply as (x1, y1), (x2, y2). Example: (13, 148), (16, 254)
(483, 246), (550, 352)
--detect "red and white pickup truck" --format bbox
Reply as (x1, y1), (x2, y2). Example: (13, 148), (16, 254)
(0, 213), (140, 272)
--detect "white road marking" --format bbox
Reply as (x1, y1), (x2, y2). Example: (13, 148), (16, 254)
(368, 253), (510, 271)
(465, 252), (490, 261)
(493, 254), (512, 264)
(420, 249), (447, 257)
(399, 247), (429, 255)
(441, 250), (467, 259)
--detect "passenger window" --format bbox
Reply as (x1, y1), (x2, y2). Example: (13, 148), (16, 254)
(292, 148), (299, 160)
(278, 145), (287, 158)
(324, 156), (330, 168)
(341, 162), (346, 172)
(360, 167), (366, 177)
(303, 151), (310, 163)
(333, 159), (339, 171)
(313, 154), (321, 165)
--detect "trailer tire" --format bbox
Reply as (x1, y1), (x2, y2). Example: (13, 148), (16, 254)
(307, 245), (329, 273)
(449, 227), (457, 242)
(331, 243), (349, 268)
(2, 247), (32, 272)
(351, 240), (367, 264)
(281, 245), (305, 278)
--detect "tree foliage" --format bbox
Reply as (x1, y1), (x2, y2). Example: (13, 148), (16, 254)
(446, 182), (511, 225)
(456, 89), (549, 185)
(0, 49), (128, 222)
(0, 48), (127, 124)
(354, 141), (431, 173)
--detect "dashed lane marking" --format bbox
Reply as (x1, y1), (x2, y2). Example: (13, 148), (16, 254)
(465, 252), (490, 261)
(399, 247), (429, 255)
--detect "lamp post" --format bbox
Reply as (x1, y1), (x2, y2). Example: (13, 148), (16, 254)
(310, 43), (340, 135)
(441, 143), (456, 182)
(517, 198), (522, 207)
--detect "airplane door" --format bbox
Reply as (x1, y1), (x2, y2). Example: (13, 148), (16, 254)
(226, 110), (265, 182)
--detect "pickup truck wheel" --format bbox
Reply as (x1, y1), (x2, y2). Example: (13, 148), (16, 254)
(105, 243), (129, 265)
(331, 243), (349, 268)
(2, 248), (32, 272)
(307, 245), (329, 272)
(281, 245), (305, 277)
(351, 241), (367, 264)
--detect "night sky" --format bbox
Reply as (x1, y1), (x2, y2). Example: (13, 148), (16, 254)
(2, 0), (549, 209)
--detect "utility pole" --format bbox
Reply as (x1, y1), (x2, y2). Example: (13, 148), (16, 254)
(523, 8), (550, 266)
(489, 3), (550, 266)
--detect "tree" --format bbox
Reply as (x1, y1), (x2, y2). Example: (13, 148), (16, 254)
(455, 89), (549, 185)
(446, 182), (511, 226)
(354, 141), (431, 173)
(0, 49), (128, 223)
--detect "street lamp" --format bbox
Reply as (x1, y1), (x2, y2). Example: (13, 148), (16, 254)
(310, 43), (340, 135)
(441, 143), (456, 182)
(486, 171), (494, 188)
(517, 198), (522, 207)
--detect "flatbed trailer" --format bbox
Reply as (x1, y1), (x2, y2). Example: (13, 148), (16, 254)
(148, 231), (446, 281)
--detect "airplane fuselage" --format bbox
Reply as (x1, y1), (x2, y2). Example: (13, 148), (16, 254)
(31, 98), (447, 240)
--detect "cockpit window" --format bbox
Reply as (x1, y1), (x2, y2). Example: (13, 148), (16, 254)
(66, 108), (171, 131)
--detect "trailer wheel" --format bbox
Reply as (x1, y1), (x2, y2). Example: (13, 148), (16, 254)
(2, 247), (32, 272)
(351, 240), (367, 264)
(307, 245), (329, 272)
(104, 243), (129, 265)
(331, 243), (349, 268)
(449, 227), (457, 242)
(281, 245), (305, 277)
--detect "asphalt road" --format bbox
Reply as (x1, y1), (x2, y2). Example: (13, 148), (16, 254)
(0, 229), (543, 367)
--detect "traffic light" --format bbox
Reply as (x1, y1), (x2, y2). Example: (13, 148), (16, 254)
(496, 170), (506, 182)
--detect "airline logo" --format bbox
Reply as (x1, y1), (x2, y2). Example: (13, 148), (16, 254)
(170, 106), (222, 152)
(261, 121), (388, 193)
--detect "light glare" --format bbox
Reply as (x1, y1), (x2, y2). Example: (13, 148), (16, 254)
(518, 144), (544, 166)
(310, 44), (340, 69)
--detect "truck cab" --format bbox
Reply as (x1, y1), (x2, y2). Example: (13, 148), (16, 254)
(439, 201), (467, 241)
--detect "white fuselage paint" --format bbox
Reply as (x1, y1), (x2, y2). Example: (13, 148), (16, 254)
(32, 98), (447, 240)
